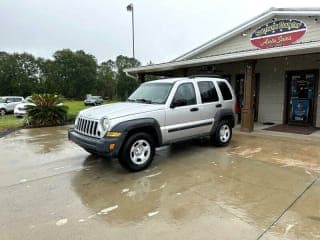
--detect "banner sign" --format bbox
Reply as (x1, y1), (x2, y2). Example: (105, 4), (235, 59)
(251, 19), (307, 49)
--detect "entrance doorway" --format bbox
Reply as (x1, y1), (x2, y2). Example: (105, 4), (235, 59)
(236, 74), (260, 123)
(285, 70), (318, 126)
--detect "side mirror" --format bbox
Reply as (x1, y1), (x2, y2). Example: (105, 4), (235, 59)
(170, 99), (187, 108)
(6, 100), (11, 103)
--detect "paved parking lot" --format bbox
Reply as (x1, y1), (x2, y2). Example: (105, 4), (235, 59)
(0, 126), (319, 240)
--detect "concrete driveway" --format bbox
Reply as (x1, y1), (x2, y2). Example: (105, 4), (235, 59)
(0, 126), (319, 240)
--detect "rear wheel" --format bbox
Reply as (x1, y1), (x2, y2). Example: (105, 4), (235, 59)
(119, 132), (155, 172)
(211, 120), (232, 147)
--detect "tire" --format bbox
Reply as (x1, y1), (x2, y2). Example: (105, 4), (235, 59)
(119, 132), (155, 172)
(211, 120), (232, 147)
(0, 109), (5, 116)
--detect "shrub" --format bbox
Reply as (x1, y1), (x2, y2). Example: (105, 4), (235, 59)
(26, 94), (68, 127)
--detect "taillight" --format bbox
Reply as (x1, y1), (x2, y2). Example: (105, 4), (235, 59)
(234, 100), (239, 113)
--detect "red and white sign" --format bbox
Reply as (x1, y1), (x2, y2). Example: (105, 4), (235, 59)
(251, 19), (307, 49)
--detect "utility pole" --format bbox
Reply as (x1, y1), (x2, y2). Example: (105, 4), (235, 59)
(126, 3), (135, 58)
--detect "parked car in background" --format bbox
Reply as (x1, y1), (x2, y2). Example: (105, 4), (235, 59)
(0, 96), (24, 116)
(84, 96), (103, 106)
(13, 96), (63, 118)
(14, 97), (35, 118)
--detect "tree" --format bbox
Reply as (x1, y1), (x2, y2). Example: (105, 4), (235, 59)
(115, 55), (141, 100)
(0, 52), (41, 96)
(47, 49), (98, 99)
(96, 60), (116, 99)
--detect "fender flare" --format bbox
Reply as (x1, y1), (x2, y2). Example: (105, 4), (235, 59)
(211, 109), (235, 133)
(111, 118), (162, 146)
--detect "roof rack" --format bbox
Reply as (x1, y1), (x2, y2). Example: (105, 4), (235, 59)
(188, 74), (224, 79)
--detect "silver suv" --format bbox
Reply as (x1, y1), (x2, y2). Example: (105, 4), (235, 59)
(69, 76), (236, 171)
(0, 96), (24, 116)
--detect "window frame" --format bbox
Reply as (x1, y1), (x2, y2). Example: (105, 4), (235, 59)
(171, 82), (197, 107)
(197, 80), (220, 104)
(217, 81), (233, 101)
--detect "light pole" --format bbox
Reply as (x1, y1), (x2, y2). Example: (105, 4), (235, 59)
(126, 3), (135, 58)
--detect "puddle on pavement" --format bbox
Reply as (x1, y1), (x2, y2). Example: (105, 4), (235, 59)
(70, 138), (316, 230)
(1, 127), (320, 239)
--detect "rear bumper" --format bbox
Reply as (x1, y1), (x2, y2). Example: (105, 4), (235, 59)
(68, 128), (125, 157)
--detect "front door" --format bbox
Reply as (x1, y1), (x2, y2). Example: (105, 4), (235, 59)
(286, 70), (318, 126)
(163, 82), (203, 143)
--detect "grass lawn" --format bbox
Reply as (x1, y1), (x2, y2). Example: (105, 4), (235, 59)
(0, 115), (24, 131)
(0, 100), (116, 132)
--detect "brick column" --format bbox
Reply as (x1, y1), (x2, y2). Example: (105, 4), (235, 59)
(241, 61), (256, 132)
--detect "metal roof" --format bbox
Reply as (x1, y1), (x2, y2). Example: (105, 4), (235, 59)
(174, 7), (320, 61)
(125, 7), (320, 75)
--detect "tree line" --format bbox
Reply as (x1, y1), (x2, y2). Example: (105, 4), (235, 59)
(0, 49), (142, 100)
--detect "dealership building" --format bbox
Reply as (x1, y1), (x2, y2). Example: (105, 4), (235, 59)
(126, 8), (320, 133)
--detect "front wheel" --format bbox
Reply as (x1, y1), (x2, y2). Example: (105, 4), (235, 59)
(211, 120), (232, 147)
(119, 132), (155, 172)
(0, 109), (5, 116)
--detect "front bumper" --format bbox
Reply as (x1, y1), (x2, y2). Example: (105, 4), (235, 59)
(68, 128), (125, 157)
(14, 110), (26, 117)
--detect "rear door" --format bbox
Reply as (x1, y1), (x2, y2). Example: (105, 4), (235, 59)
(197, 80), (221, 132)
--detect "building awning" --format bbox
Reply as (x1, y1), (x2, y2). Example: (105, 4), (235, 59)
(125, 41), (320, 75)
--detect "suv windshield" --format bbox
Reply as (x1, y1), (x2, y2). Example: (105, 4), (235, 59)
(0, 98), (5, 103)
(128, 83), (173, 104)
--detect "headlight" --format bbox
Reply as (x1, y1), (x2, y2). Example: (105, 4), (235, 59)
(102, 117), (110, 131)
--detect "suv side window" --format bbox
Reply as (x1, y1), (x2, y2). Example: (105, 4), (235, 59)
(218, 81), (233, 100)
(172, 83), (196, 106)
(198, 81), (219, 103)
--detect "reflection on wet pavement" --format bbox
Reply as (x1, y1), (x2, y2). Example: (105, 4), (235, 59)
(0, 126), (319, 239)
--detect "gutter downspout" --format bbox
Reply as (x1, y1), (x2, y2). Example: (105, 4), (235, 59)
(125, 70), (138, 80)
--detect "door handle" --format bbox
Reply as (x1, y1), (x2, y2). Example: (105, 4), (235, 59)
(190, 107), (199, 112)
(216, 104), (222, 108)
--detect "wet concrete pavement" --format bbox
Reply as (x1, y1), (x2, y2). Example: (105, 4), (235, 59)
(0, 126), (319, 240)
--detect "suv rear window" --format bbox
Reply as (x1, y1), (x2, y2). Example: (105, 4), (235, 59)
(198, 81), (219, 103)
(218, 81), (232, 100)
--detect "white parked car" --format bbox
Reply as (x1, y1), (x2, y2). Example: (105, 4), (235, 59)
(84, 96), (103, 106)
(13, 96), (63, 118)
(14, 97), (35, 118)
(0, 96), (24, 116)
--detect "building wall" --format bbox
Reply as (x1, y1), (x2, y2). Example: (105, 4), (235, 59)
(191, 15), (320, 59)
(215, 53), (320, 127)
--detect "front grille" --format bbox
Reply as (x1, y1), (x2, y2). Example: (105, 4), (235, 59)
(75, 117), (100, 138)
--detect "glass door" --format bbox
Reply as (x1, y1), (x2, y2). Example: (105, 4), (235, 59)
(287, 71), (316, 125)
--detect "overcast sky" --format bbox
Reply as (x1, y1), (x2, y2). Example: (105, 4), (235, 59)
(1, 0), (319, 64)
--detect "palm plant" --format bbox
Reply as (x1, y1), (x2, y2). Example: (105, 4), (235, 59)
(26, 94), (68, 127)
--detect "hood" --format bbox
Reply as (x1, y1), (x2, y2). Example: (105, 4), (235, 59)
(79, 102), (165, 120)
(16, 102), (36, 107)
